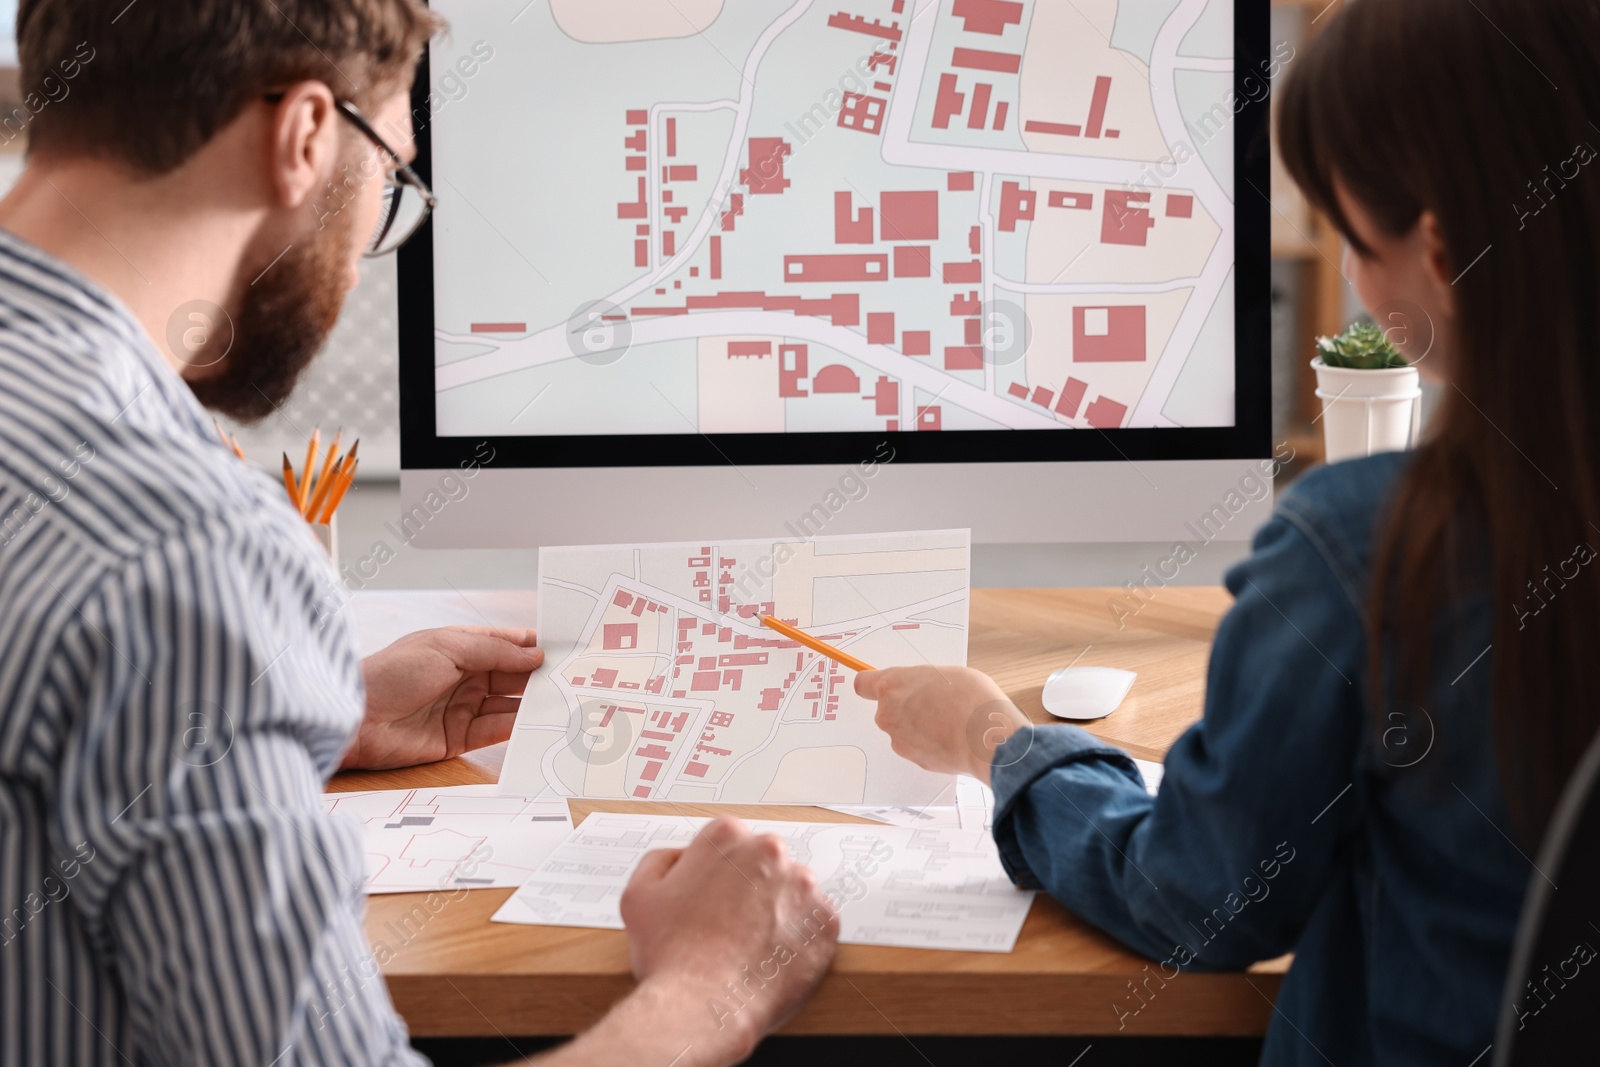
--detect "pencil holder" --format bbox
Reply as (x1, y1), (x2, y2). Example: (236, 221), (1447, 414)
(311, 516), (340, 568)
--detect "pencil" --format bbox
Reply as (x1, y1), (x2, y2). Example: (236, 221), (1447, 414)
(298, 428), (320, 513)
(304, 451), (342, 523)
(761, 616), (876, 673)
(228, 434), (245, 461)
(316, 447), (359, 524)
(316, 466), (355, 524)
(310, 428), (342, 507)
(281, 453), (298, 502)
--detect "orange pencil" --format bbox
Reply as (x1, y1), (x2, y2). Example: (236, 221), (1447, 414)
(297, 427), (320, 513)
(304, 451), (342, 523)
(760, 616), (876, 673)
(315, 441), (360, 524)
(317, 461), (358, 524)
(309, 428), (342, 506)
(281, 453), (298, 502)
(228, 434), (245, 460)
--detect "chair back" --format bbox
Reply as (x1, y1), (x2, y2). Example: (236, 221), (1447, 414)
(1492, 727), (1600, 1065)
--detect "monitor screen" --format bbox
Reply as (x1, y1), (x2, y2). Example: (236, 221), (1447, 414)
(400, 0), (1271, 470)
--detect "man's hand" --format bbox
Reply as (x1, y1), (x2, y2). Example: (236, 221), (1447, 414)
(344, 626), (542, 770)
(618, 817), (839, 1061)
(855, 665), (1030, 785)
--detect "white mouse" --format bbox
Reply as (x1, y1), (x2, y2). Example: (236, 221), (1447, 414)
(1041, 666), (1136, 720)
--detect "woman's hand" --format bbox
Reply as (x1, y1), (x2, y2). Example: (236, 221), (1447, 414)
(854, 665), (1029, 785)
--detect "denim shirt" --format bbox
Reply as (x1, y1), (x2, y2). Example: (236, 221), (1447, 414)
(991, 453), (1530, 1065)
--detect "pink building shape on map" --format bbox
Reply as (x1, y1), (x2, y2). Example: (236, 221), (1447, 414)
(741, 138), (792, 195)
(1084, 395), (1128, 429)
(932, 73), (965, 129)
(813, 365), (861, 394)
(967, 82), (993, 128)
(780, 344), (809, 397)
(1074, 306), (1147, 362)
(951, 291), (981, 315)
(1102, 190), (1156, 246)
(1055, 377), (1089, 418)
(867, 312), (896, 344)
(953, 47), (1021, 73)
(880, 191), (939, 240)
(943, 260), (982, 284)
(944, 344), (983, 371)
(952, 0), (1023, 35)
(893, 245), (932, 278)
(602, 623), (638, 650)
(616, 177), (648, 220)
(1049, 190), (1093, 210)
(839, 93), (887, 135)
(866, 376), (899, 416)
(834, 191), (875, 244)
(826, 11), (903, 42)
(999, 182), (1036, 232)
(1084, 76), (1113, 138)
(785, 254), (888, 282)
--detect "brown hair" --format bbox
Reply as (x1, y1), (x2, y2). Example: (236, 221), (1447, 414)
(1278, 0), (1600, 843)
(17, 0), (444, 173)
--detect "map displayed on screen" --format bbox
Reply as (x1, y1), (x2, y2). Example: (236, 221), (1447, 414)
(430, 0), (1236, 436)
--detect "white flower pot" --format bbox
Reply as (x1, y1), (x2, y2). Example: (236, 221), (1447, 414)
(1312, 358), (1422, 463)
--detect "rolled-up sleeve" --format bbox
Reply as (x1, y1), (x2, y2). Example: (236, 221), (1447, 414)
(989, 512), (1368, 970)
(47, 525), (425, 1065)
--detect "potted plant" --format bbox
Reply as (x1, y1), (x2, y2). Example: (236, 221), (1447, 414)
(1312, 321), (1422, 463)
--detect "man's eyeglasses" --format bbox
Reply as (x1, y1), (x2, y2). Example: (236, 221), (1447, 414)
(263, 92), (438, 258)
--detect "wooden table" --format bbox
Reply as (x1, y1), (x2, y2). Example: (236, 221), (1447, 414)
(330, 587), (1288, 1038)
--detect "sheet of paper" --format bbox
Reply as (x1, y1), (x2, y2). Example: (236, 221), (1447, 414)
(821, 804), (962, 829)
(321, 785), (572, 894)
(347, 590), (535, 657)
(500, 530), (970, 806)
(1132, 758), (1164, 796)
(491, 813), (1035, 953)
(956, 775), (995, 831)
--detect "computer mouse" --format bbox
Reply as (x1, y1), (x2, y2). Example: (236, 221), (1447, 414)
(1041, 666), (1136, 720)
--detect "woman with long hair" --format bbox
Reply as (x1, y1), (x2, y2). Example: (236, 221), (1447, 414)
(857, 0), (1600, 1060)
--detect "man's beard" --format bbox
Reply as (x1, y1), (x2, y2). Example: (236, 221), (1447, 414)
(185, 216), (355, 423)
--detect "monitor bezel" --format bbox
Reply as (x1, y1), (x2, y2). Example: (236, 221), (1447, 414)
(398, 0), (1272, 470)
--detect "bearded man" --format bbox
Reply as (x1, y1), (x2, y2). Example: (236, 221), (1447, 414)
(0, 3), (836, 1064)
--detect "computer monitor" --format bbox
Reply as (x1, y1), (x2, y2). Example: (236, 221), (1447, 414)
(398, 0), (1275, 551)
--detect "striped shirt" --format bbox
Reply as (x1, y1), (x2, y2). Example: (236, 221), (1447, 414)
(0, 229), (425, 1065)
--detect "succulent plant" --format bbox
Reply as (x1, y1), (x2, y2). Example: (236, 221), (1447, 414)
(1315, 321), (1410, 369)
